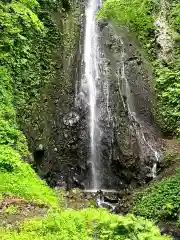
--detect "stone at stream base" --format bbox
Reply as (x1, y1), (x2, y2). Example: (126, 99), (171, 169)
(55, 188), (90, 209)
(54, 187), (128, 214)
(158, 221), (180, 240)
(81, 189), (127, 213)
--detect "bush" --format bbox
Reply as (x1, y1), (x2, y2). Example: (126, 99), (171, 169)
(0, 208), (171, 239)
(155, 60), (180, 135)
(132, 169), (180, 221)
(0, 145), (58, 207)
(0, 145), (20, 172)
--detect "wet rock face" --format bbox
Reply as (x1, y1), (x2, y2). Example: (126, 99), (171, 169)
(26, 14), (161, 191)
(63, 111), (80, 126)
(95, 23), (161, 189)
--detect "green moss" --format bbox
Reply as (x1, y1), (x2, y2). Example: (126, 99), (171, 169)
(0, 209), (171, 239)
(132, 168), (180, 221)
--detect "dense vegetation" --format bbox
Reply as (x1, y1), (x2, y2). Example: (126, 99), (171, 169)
(0, 0), (62, 206)
(98, 0), (180, 136)
(0, 209), (171, 240)
(0, 0), (63, 125)
(0, 0), (79, 207)
(132, 168), (180, 221)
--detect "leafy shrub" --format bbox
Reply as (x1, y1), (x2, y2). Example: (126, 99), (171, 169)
(0, 145), (20, 172)
(155, 60), (180, 135)
(169, 3), (180, 33)
(0, 119), (20, 145)
(0, 208), (172, 239)
(0, 145), (58, 206)
(158, 203), (175, 221)
(132, 169), (180, 221)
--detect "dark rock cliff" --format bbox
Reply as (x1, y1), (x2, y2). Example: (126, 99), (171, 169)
(21, 2), (162, 193)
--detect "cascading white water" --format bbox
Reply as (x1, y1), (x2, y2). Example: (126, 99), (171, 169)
(84, 0), (101, 189)
(112, 31), (161, 178)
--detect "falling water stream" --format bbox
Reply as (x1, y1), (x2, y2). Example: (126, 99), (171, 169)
(118, 37), (161, 178)
(83, 0), (101, 189)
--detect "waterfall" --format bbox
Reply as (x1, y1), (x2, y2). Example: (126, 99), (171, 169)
(79, 1), (161, 190)
(83, 0), (101, 189)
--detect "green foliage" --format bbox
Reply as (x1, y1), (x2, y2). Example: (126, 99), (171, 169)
(0, 0), (62, 119)
(0, 145), (20, 172)
(98, 0), (180, 136)
(132, 168), (180, 221)
(177, 215), (180, 228)
(4, 205), (18, 216)
(37, 0), (62, 11)
(0, 208), (171, 239)
(159, 203), (175, 221)
(169, 3), (180, 34)
(161, 150), (180, 168)
(0, 119), (19, 145)
(155, 59), (180, 135)
(0, 0), (45, 148)
(0, 0), (62, 207)
(97, 0), (158, 53)
(0, 145), (58, 206)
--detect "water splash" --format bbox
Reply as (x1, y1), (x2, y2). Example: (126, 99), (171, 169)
(96, 198), (116, 212)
